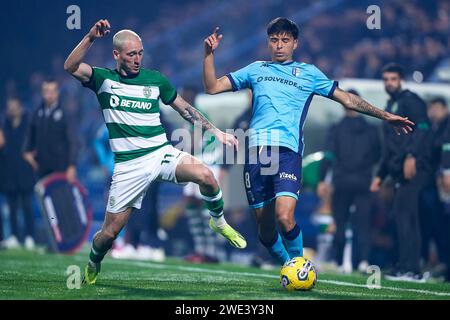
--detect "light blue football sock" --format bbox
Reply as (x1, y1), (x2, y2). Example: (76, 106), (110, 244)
(260, 232), (290, 265)
(282, 224), (303, 258)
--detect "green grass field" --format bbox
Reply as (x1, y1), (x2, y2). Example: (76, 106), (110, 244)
(1, 247), (450, 300)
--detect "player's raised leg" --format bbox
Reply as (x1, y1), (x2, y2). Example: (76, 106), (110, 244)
(254, 202), (290, 264)
(275, 196), (303, 258)
(84, 208), (132, 284)
(175, 155), (247, 249)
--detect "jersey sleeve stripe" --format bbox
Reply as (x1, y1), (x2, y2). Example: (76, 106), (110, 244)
(327, 81), (339, 98)
(163, 91), (177, 105)
(226, 74), (238, 92)
(81, 65), (96, 91)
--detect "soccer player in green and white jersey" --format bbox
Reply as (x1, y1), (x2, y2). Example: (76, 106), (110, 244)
(64, 19), (246, 284)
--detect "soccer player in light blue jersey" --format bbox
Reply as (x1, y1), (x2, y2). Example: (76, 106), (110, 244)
(203, 17), (414, 265)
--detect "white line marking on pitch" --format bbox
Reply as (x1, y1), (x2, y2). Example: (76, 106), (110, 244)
(96, 258), (450, 297)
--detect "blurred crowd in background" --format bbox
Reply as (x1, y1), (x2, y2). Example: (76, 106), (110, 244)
(1, 0), (450, 280)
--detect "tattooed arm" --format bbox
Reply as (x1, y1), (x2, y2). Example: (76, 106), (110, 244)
(171, 94), (238, 149)
(332, 88), (414, 135)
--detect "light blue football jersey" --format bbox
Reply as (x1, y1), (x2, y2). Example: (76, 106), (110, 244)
(227, 61), (337, 154)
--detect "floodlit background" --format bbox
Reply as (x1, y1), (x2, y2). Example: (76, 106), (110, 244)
(0, 0), (449, 275)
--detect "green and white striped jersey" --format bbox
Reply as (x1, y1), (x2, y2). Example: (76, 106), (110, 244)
(83, 67), (177, 163)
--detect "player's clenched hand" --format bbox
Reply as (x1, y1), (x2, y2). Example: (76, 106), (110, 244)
(385, 113), (414, 135)
(215, 130), (238, 151)
(204, 27), (223, 55)
(88, 19), (111, 41)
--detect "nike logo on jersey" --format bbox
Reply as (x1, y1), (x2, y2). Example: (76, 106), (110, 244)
(111, 85), (123, 90)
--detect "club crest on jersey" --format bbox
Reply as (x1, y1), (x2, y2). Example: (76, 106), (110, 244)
(292, 67), (301, 77)
(143, 86), (152, 99)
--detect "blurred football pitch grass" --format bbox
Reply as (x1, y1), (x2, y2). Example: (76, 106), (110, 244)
(1, 247), (450, 300)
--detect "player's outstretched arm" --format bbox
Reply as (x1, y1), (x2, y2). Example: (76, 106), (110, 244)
(332, 88), (414, 135)
(203, 27), (233, 94)
(64, 19), (111, 82)
(171, 94), (238, 149)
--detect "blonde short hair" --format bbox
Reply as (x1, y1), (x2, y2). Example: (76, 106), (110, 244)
(113, 29), (142, 50)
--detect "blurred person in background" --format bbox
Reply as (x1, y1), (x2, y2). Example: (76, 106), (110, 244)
(23, 80), (79, 182)
(318, 89), (381, 274)
(0, 98), (36, 250)
(371, 63), (432, 282)
(419, 97), (450, 276)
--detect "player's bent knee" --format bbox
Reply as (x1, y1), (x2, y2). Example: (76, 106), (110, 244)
(276, 211), (295, 229)
(101, 228), (119, 242)
(197, 167), (216, 187)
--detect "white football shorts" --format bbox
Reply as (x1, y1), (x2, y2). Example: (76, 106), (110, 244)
(106, 144), (189, 213)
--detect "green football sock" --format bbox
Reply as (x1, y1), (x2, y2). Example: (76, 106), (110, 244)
(89, 242), (108, 265)
(200, 188), (226, 227)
